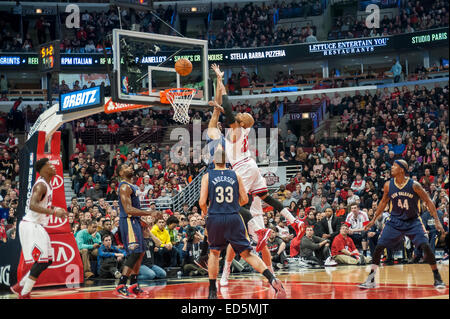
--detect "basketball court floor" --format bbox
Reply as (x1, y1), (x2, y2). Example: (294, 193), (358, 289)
(1, 264), (447, 299)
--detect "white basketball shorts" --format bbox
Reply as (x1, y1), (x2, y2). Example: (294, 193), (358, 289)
(19, 220), (53, 264)
(232, 158), (268, 196)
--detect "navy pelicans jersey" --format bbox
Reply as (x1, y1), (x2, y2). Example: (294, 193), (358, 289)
(118, 181), (141, 220)
(388, 178), (420, 220)
(208, 169), (240, 215)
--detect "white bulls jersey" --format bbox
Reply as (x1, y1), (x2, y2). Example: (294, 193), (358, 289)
(23, 177), (53, 226)
(225, 127), (268, 196)
(225, 127), (251, 167)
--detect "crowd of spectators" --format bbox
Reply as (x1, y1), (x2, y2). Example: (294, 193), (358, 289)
(1, 79), (449, 278)
(209, 1), (320, 48)
(59, 5), (176, 54)
(270, 81), (449, 265)
(1, 0), (449, 54)
(328, 0), (449, 40)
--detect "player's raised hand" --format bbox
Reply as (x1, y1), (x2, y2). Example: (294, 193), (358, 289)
(211, 64), (224, 78)
(208, 100), (224, 113)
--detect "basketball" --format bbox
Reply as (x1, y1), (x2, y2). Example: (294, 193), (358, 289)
(175, 58), (192, 76)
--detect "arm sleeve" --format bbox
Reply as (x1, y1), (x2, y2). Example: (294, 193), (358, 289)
(222, 95), (236, 126)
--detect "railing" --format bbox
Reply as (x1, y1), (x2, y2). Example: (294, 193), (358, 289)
(73, 125), (164, 147)
(73, 168), (207, 213)
(170, 167), (207, 212)
(71, 164), (305, 210)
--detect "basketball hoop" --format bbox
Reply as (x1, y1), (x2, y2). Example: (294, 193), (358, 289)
(161, 88), (196, 124)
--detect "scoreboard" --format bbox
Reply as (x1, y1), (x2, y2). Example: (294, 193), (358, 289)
(39, 40), (60, 73)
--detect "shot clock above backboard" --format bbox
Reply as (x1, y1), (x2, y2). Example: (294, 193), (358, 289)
(39, 40), (60, 73)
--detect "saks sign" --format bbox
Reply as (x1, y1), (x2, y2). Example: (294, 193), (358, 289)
(309, 37), (389, 56)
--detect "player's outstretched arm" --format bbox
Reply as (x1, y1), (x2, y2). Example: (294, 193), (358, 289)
(236, 173), (248, 207)
(207, 101), (222, 140)
(120, 183), (162, 219)
(199, 173), (209, 217)
(364, 182), (390, 231)
(413, 181), (445, 234)
(211, 63), (225, 105)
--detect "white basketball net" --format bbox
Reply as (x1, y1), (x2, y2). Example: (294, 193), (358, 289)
(165, 88), (196, 125)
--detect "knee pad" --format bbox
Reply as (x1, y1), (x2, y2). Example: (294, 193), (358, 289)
(30, 261), (51, 278)
(124, 252), (142, 269)
(239, 207), (253, 225)
(243, 193), (253, 210)
(261, 194), (284, 212)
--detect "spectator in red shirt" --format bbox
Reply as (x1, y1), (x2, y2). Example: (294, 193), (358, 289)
(331, 224), (371, 265)
(419, 168), (435, 188)
(108, 120), (119, 134)
(76, 27), (87, 43)
(76, 138), (87, 153)
(239, 68), (250, 89)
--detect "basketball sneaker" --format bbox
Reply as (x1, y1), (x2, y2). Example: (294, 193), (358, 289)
(128, 283), (148, 296)
(270, 278), (287, 299)
(324, 256), (338, 267)
(434, 272), (446, 289)
(289, 218), (305, 235)
(10, 282), (22, 296)
(358, 272), (376, 289)
(114, 284), (137, 299)
(434, 278), (446, 289)
(194, 255), (209, 271)
(255, 228), (271, 252)
(18, 292), (31, 299)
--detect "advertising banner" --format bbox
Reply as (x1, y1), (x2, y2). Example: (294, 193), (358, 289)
(1, 28), (447, 71)
(58, 86), (104, 114)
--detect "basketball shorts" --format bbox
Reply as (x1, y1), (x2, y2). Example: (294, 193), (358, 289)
(119, 217), (144, 254)
(19, 220), (53, 264)
(377, 216), (429, 249)
(247, 196), (265, 242)
(233, 158), (268, 196)
(206, 213), (252, 255)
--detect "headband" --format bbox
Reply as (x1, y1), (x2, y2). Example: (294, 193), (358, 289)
(394, 160), (408, 173)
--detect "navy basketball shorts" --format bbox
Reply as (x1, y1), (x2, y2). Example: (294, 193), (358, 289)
(206, 213), (252, 255)
(119, 217), (144, 254)
(377, 216), (429, 249)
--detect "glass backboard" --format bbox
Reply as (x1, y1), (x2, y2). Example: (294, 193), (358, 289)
(112, 29), (209, 108)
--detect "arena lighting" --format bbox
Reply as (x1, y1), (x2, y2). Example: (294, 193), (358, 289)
(191, 7), (197, 12)
(36, 8), (42, 14)
(302, 113), (309, 119)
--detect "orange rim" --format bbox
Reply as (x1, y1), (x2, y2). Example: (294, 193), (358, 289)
(160, 88), (196, 104)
